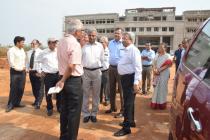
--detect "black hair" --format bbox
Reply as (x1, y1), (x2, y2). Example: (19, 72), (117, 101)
(14, 36), (25, 45)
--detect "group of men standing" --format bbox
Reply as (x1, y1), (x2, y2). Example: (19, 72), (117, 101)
(6, 18), (161, 139)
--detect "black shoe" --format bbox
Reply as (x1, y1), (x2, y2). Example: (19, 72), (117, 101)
(34, 105), (40, 109)
(114, 128), (131, 137)
(47, 109), (53, 116)
(14, 104), (25, 108)
(105, 108), (117, 114)
(83, 116), (90, 123)
(90, 116), (97, 123)
(119, 122), (136, 128)
(114, 112), (123, 118)
(5, 105), (14, 112)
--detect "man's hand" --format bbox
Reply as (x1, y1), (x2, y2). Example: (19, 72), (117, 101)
(56, 80), (64, 90)
(134, 84), (140, 94)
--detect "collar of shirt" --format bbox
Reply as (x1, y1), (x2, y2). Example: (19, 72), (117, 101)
(87, 42), (97, 45)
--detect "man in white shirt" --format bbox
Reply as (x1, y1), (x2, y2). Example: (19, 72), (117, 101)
(26, 39), (44, 109)
(82, 28), (104, 123)
(99, 36), (110, 106)
(6, 36), (26, 112)
(114, 32), (142, 137)
(37, 38), (60, 116)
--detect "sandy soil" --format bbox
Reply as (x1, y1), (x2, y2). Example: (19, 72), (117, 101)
(0, 58), (175, 140)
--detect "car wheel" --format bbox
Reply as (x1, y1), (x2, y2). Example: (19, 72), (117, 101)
(168, 131), (173, 140)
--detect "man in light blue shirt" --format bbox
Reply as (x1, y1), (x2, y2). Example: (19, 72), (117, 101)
(105, 28), (124, 118)
(141, 43), (155, 94)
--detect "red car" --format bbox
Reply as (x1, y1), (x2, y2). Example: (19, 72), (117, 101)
(169, 18), (210, 140)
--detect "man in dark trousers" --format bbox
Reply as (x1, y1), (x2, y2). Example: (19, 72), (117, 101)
(174, 44), (183, 72)
(114, 32), (142, 137)
(6, 36), (26, 112)
(105, 28), (124, 118)
(56, 19), (84, 140)
(26, 39), (44, 109)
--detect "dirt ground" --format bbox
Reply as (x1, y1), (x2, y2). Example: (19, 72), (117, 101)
(0, 58), (175, 140)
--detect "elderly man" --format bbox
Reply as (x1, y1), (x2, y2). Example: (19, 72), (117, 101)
(82, 28), (104, 123)
(26, 39), (44, 109)
(37, 38), (60, 116)
(100, 36), (110, 106)
(105, 28), (124, 118)
(6, 36), (26, 112)
(141, 42), (155, 94)
(56, 19), (84, 140)
(114, 32), (142, 137)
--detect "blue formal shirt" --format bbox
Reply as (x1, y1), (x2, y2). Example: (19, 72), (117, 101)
(108, 39), (124, 66)
(141, 49), (155, 66)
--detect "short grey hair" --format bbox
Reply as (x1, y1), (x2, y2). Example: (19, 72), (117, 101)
(123, 32), (135, 43)
(87, 27), (97, 35)
(65, 18), (83, 34)
(100, 36), (108, 44)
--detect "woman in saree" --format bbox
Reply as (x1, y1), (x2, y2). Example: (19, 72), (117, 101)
(151, 43), (172, 109)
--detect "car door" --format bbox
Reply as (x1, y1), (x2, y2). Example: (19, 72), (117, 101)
(186, 79), (210, 140)
(170, 18), (210, 140)
(179, 20), (210, 140)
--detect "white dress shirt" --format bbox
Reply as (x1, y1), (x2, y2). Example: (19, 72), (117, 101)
(102, 47), (109, 71)
(26, 48), (43, 72)
(118, 44), (142, 85)
(37, 48), (58, 73)
(82, 42), (104, 68)
(7, 46), (26, 71)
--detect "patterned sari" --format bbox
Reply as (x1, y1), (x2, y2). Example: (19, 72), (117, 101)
(151, 53), (172, 109)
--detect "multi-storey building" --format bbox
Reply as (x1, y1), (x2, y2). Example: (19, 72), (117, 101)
(64, 7), (210, 51)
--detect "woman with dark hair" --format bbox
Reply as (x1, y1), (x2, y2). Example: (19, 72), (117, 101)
(151, 43), (172, 110)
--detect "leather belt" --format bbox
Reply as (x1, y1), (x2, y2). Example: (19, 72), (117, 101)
(143, 65), (152, 67)
(84, 67), (102, 71)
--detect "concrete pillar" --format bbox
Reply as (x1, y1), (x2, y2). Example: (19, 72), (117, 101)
(160, 36), (163, 43)
(135, 35), (139, 48)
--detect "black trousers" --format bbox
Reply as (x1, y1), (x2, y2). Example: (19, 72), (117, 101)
(44, 73), (61, 111)
(60, 76), (83, 140)
(29, 71), (44, 106)
(120, 73), (135, 130)
(109, 65), (124, 112)
(100, 70), (110, 102)
(8, 68), (26, 107)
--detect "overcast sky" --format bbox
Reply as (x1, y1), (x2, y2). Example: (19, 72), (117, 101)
(0, 0), (210, 46)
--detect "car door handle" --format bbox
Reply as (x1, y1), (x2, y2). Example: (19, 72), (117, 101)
(187, 107), (202, 133)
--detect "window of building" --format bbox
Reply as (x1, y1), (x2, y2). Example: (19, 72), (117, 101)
(139, 27), (144, 32)
(154, 27), (159, 32)
(154, 16), (161, 21)
(131, 27), (136, 32)
(97, 29), (105, 33)
(106, 28), (114, 33)
(133, 17), (137, 21)
(162, 27), (167, 32)
(169, 27), (174, 31)
(110, 19), (114, 23)
(125, 27), (130, 32)
(162, 16), (167, 21)
(146, 27), (151, 32)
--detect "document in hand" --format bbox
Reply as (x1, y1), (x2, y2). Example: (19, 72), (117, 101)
(48, 86), (62, 94)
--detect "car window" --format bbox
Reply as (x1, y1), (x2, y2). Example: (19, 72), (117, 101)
(185, 20), (210, 85)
